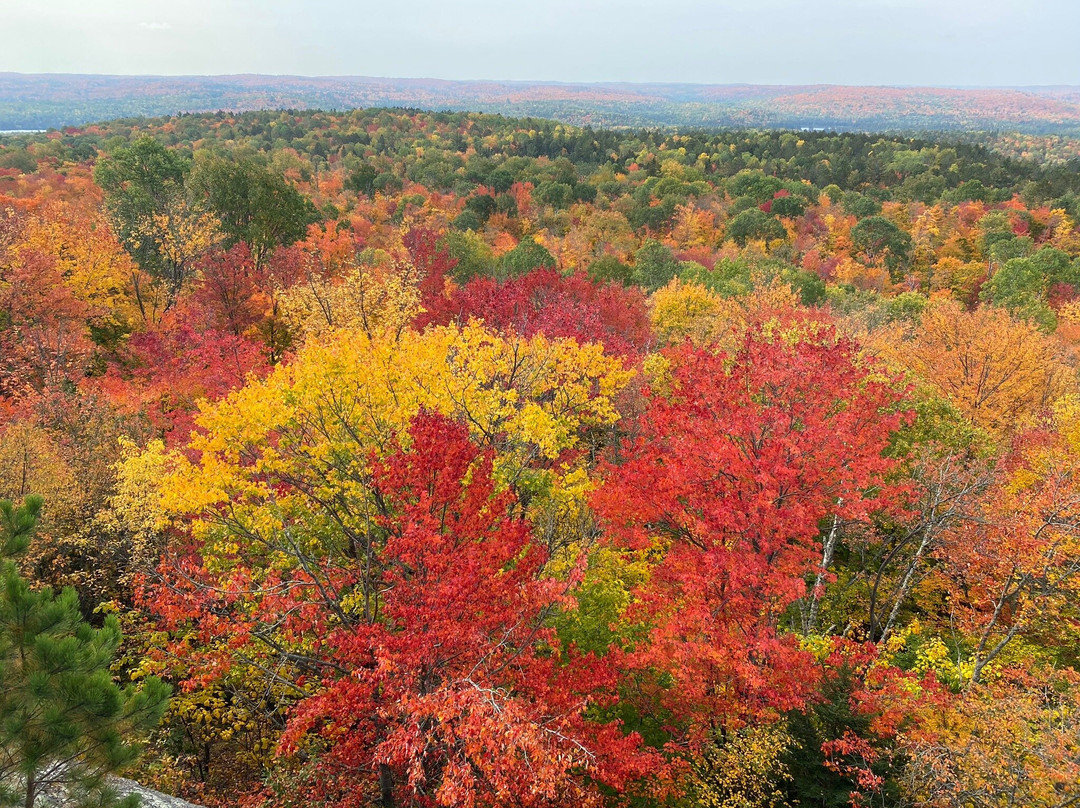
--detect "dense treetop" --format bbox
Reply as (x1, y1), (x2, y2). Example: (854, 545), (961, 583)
(1, 108), (1079, 807)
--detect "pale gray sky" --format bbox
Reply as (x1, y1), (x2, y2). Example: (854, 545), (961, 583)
(3, 0), (1078, 86)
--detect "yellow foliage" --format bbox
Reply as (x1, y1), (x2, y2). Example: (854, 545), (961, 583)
(912, 638), (974, 688)
(903, 681), (1080, 808)
(800, 633), (837, 663)
(649, 279), (728, 347)
(560, 208), (636, 269)
(1053, 395), (1080, 454)
(649, 278), (803, 353)
(834, 255), (891, 292)
(669, 203), (720, 250)
(103, 438), (173, 574)
(1048, 209), (1080, 253)
(0, 421), (83, 525)
(15, 203), (140, 328)
(690, 723), (794, 808)
(151, 322), (634, 559)
(157, 679), (281, 796)
(143, 197), (222, 274)
(928, 256), (985, 300)
(641, 352), (674, 396)
(1055, 300), (1080, 348)
(279, 247), (421, 341)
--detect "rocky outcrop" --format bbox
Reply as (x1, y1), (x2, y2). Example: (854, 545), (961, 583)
(110, 778), (205, 808)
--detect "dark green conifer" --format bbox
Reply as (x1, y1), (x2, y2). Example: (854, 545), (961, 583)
(0, 497), (169, 808)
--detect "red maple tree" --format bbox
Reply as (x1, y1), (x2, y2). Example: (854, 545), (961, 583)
(593, 312), (907, 746)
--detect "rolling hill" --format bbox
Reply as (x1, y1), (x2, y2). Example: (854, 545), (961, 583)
(3, 73), (1080, 133)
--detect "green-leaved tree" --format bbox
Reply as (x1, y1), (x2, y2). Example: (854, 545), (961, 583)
(188, 154), (317, 268)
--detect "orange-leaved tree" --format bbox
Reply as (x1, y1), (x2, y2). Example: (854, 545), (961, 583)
(885, 299), (1071, 438)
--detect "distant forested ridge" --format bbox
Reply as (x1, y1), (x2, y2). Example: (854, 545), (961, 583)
(4, 72), (1080, 135)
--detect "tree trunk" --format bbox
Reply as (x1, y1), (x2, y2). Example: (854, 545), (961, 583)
(378, 763), (395, 808)
(805, 512), (841, 634)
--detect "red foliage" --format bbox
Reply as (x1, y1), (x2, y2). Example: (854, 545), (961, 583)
(193, 243), (268, 337)
(802, 248), (841, 282)
(508, 182), (534, 219)
(405, 226), (458, 303)
(151, 412), (656, 807)
(593, 315), (907, 742)
(1049, 280), (1078, 310)
(674, 246), (716, 270)
(816, 640), (943, 805)
(265, 243), (307, 285)
(418, 268), (652, 358)
(93, 300), (267, 442)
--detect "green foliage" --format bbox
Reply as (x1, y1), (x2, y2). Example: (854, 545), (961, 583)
(444, 230), (496, 282)
(822, 184), (844, 204)
(728, 195), (761, 216)
(989, 236), (1035, 264)
(788, 268), (827, 306)
(498, 238), (557, 279)
(851, 215), (914, 279)
(93, 137), (190, 274)
(464, 193), (497, 222)
(451, 208), (484, 232)
(981, 249), (1077, 331)
(188, 154), (317, 263)
(0, 498), (169, 807)
(534, 181), (575, 209)
(63, 109), (1080, 219)
(942, 178), (995, 204)
(782, 668), (902, 808)
(679, 258), (753, 298)
(344, 163), (377, 196)
(372, 171), (403, 194)
(726, 208), (786, 247)
(0, 497), (40, 559)
(887, 390), (993, 461)
(982, 257), (1055, 330)
(842, 191), (882, 218)
(770, 194), (806, 218)
(586, 255), (634, 286)
(631, 239), (680, 291)
(725, 169), (784, 203)
(680, 256), (825, 306)
(886, 291), (929, 324)
(555, 547), (648, 656)
(488, 167), (515, 193)
(0, 150), (35, 174)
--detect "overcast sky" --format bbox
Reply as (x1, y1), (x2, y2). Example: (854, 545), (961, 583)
(3, 0), (1078, 86)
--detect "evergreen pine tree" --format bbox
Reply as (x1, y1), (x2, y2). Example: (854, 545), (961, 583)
(0, 497), (170, 808)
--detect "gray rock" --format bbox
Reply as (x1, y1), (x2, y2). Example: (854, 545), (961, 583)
(109, 778), (205, 808)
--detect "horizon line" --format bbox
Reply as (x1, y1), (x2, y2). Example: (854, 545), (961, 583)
(1, 71), (1078, 91)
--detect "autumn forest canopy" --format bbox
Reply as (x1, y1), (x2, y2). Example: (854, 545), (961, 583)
(2, 107), (1080, 807)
